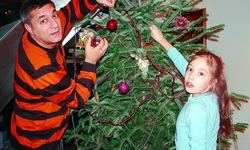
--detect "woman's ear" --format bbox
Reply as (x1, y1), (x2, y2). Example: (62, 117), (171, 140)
(207, 79), (218, 92)
(210, 79), (218, 91)
(215, 79), (218, 84)
(208, 85), (212, 91)
(214, 79), (218, 85)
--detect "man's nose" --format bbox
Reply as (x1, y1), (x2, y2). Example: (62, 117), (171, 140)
(50, 18), (59, 28)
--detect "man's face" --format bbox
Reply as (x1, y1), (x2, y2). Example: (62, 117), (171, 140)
(25, 3), (62, 49)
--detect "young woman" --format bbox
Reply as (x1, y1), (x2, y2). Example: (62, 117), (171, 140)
(149, 25), (231, 149)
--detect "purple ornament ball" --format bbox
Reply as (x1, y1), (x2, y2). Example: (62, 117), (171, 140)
(118, 82), (129, 94)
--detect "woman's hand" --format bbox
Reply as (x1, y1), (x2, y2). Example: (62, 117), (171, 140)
(149, 25), (165, 45)
(149, 25), (173, 51)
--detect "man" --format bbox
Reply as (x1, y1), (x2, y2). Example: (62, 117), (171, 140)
(6, 0), (115, 149)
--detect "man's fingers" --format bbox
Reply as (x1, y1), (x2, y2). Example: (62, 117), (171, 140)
(96, 38), (108, 53)
(97, 0), (115, 7)
(85, 36), (91, 48)
(106, 0), (115, 7)
(149, 26), (153, 31)
(98, 38), (104, 49)
(101, 38), (108, 52)
(102, 1), (112, 7)
(110, 0), (115, 6)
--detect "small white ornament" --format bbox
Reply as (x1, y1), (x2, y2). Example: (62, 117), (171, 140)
(130, 53), (149, 73)
(77, 29), (94, 49)
(138, 59), (149, 73)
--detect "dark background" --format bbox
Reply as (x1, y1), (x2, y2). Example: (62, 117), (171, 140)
(0, 1), (23, 149)
(0, 0), (24, 27)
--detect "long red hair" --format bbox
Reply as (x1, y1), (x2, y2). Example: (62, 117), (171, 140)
(189, 50), (231, 138)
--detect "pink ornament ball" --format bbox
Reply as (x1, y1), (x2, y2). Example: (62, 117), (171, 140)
(174, 15), (188, 30)
(118, 82), (129, 94)
(91, 36), (101, 47)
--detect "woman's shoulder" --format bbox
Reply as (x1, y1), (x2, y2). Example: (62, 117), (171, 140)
(188, 93), (218, 109)
(192, 93), (217, 102)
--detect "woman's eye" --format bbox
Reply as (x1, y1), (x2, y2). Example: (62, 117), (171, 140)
(198, 72), (204, 76)
(187, 67), (192, 71)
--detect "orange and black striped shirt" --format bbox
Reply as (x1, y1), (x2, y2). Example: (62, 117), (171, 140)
(10, 0), (98, 149)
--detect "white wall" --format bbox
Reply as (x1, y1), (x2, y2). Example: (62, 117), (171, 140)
(52, 0), (70, 10)
(196, 1), (250, 149)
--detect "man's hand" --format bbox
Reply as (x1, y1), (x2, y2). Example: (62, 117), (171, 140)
(96, 0), (116, 7)
(84, 36), (109, 65)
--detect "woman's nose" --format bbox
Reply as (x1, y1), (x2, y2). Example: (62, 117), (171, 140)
(188, 72), (195, 80)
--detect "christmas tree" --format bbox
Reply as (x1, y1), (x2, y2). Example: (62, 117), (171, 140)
(64, 0), (249, 149)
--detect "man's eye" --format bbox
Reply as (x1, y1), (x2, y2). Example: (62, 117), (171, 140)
(41, 20), (47, 24)
(53, 13), (58, 18)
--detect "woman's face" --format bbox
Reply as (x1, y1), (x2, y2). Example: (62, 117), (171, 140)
(185, 57), (212, 97)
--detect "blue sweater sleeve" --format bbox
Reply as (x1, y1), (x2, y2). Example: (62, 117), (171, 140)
(167, 47), (188, 77)
(186, 102), (207, 149)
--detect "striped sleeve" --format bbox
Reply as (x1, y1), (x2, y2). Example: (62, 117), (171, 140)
(57, 0), (98, 37)
(10, 1), (99, 148)
(14, 32), (96, 109)
(11, 32), (96, 150)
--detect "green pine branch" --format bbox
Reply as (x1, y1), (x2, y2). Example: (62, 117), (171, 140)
(65, 0), (249, 149)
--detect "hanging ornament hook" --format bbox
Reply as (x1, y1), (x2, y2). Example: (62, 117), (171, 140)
(109, 7), (113, 19)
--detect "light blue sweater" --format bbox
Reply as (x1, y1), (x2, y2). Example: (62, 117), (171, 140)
(168, 48), (220, 150)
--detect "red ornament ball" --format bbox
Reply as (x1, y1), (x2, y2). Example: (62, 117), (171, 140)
(91, 36), (101, 47)
(174, 16), (188, 30)
(144, 42), (154, 47)
(107, 19), (118, 32)
(118, 81), (129, 94)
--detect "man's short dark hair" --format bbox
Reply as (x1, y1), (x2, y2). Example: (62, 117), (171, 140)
(20, 0), (55, 24)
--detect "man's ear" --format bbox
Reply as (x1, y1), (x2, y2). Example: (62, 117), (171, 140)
(24, 23), (33, 35)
